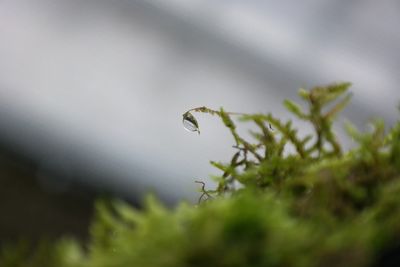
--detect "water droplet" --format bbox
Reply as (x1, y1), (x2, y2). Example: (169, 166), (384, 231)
(182, 111), (200, 134)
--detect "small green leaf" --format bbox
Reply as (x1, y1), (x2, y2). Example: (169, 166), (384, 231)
(325, 93), (352, 121)
(283, 100), (308, 119)
(298, 88), (309, 100)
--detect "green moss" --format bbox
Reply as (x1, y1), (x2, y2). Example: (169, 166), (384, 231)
(2, 83), (400, 267)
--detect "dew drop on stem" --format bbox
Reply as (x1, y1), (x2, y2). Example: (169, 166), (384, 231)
(182, 111), (200, 134)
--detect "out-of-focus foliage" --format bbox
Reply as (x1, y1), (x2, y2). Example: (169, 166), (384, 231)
(0, 239), (81, 267)
(2, 83), (400, 267)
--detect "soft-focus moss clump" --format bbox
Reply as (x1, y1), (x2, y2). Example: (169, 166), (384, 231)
(2, 83), (400, 267)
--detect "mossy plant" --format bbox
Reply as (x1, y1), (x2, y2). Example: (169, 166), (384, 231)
(2, 83), (400, 267)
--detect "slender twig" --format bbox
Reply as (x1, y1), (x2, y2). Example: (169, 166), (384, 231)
(195, 180), (213, 204)
(186, 106), (246, 116)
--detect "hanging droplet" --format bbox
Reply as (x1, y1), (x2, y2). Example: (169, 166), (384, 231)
(182, 111), (200, 134)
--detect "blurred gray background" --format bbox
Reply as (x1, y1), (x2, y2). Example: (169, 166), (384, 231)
(0, 0), (399, 208)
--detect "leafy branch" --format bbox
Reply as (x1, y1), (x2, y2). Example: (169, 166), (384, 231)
(183, 83), (353, 199)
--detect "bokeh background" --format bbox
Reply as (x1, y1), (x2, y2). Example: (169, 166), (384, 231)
(0, 0), (399, 243)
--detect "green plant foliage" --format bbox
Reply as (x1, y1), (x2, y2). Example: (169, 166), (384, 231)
(2, 83), (400, 267)
(0, 239), (81, 267)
